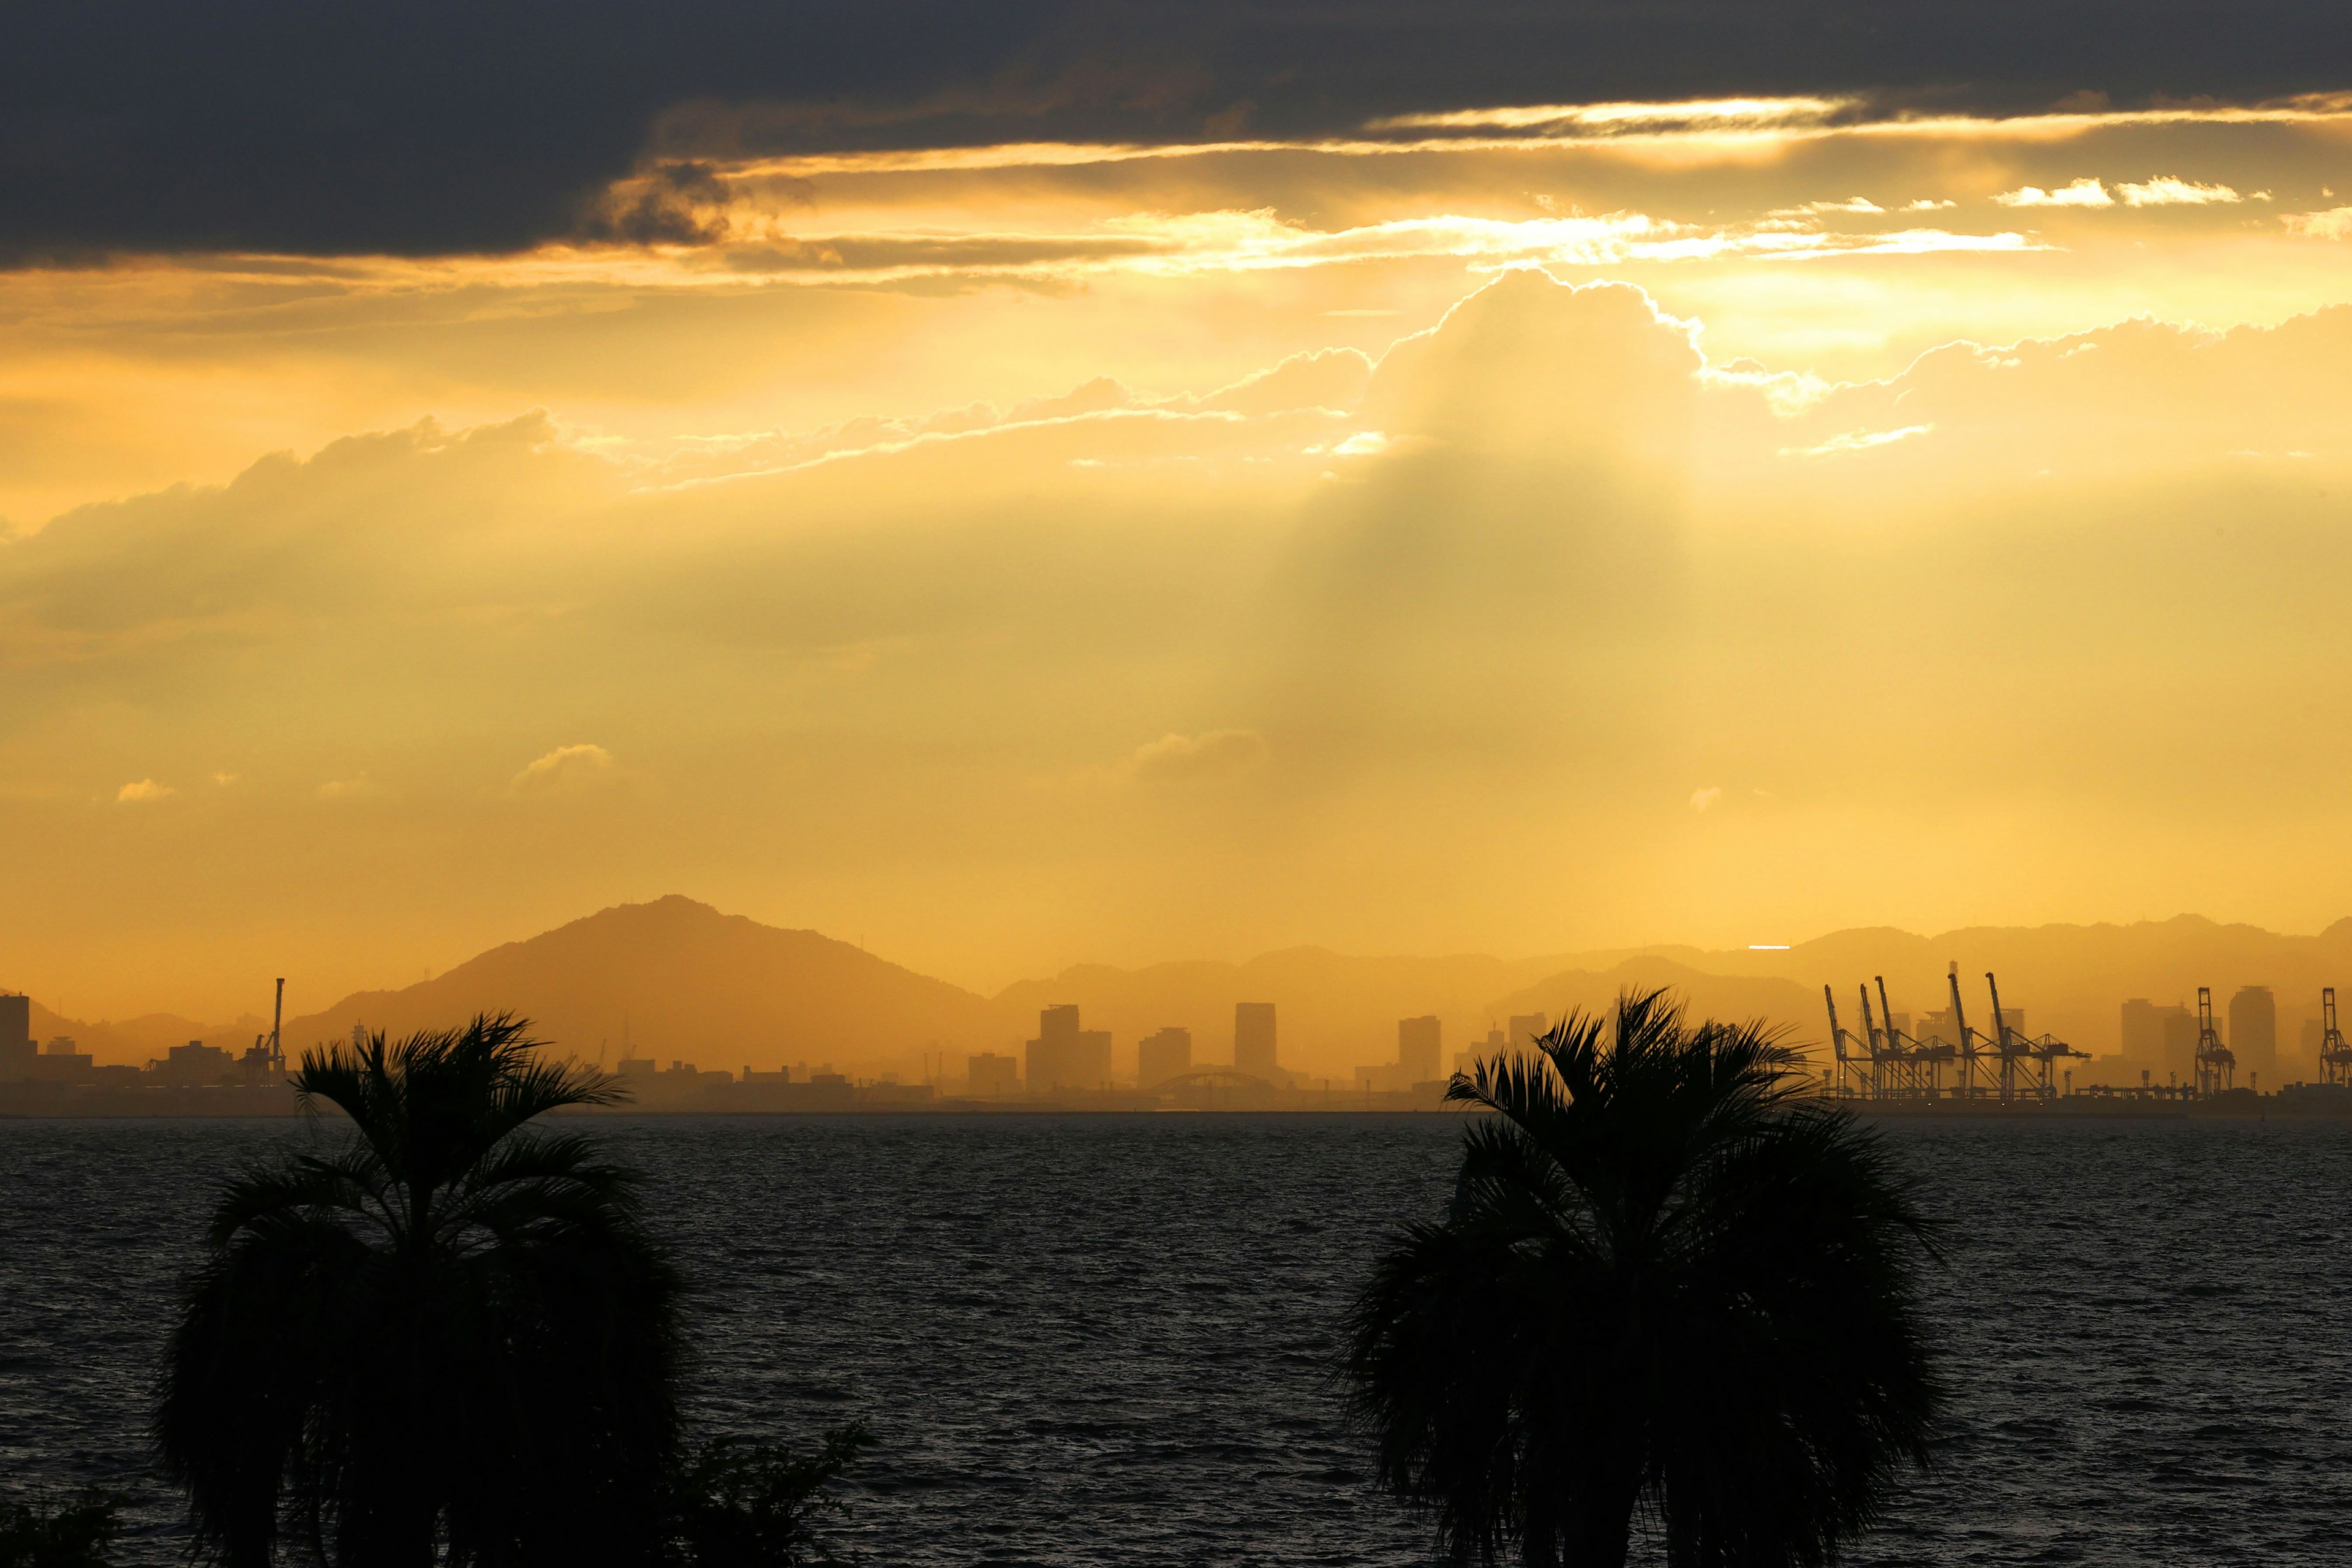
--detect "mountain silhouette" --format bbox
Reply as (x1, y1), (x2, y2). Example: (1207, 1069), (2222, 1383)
(34, 900), (2352, 1077)
(280, 895), (990, 1069)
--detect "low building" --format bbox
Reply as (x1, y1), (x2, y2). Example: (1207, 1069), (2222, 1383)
(966, 1052), (1020, 1097)
(151, 1041), (236, 1087)
(29, 1038), (96, 1083)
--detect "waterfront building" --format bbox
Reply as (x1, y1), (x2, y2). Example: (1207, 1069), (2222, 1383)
(0, 993), (31, 1080)
(153, 1041), (236, 1087)
(967, 1052), (1021, 1097)
(1234, 1002), (1278, 1078)
(1398, 1015), (1441, 1084)
(1137, 1027), (1191, 1088)
(1507, 1013), (1550, 1050)
(2228, 986), (2277, 1086)
(1027, 1006), (1113, 1090)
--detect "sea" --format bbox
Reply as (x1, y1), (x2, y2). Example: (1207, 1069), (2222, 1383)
(3, 1113), (2348, 1566)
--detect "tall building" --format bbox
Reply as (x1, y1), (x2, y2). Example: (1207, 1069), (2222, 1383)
(1398, 1016), (1442, 1084)
(2121, 998), (2194, 1071)
(1235, 1002), (1278, 1078)
(2228, 986), (2277, 1087)
(0, 993), (31, 1080)
(1027, 1005), (1113, 1091)
(1507, 1013), (1550, 1050)
(2161, 1011), (2200, 1080)
(1138, 1027), (1191, 1088)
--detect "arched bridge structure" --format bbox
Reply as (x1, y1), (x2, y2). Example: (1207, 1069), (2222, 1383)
(1144, 1069), (1280, 1107)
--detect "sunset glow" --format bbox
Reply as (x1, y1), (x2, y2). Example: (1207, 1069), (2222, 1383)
(7, 31), (2352, 1028)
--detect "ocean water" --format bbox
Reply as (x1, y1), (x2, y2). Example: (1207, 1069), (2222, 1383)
(3, 1114), (2349, 1565)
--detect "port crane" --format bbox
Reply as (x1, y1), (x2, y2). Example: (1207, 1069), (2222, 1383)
(1824, 966), (2079, 1104)
(2320, 988), (2351, 1088)
(1985, 970), (2086, 1103)
(1946, 962), (1994, 1100)
(2193, 987), (2235, 1096)
(1824, 984), (1864, 1099)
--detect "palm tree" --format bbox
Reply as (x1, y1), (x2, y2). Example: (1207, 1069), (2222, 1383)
(1345, 989), (1939, 1568)
(157, 1014), (682, 1568)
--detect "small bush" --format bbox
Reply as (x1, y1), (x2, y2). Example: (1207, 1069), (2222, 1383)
(0, 1494), (119, 1568)
(665, 1425), (875, 1568)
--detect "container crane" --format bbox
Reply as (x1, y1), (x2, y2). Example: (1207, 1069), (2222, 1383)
(1858, 983), (1886, 1099)
(2320, 987), (2350, 1088)
(2193, 987), (2234, 1097)
(1824, 984), (1862, 1099)
(1948, 962), (1992, 1100)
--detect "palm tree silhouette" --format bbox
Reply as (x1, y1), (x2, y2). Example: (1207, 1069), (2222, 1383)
(157, 1014), (681, 1568)
(1345, 990), (1938, 1567)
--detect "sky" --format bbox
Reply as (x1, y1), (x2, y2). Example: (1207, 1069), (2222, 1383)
(7, 3), (2352, 1020)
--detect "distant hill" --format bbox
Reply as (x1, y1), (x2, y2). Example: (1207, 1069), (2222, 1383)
(1487, 959), (1828, 1064)
(32, 898), (2352, 1080)
(279, 895), (992, 1072)
(18, 1000), (271, 1068)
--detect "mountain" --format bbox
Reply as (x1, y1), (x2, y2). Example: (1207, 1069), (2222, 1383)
(1487, 959), (1827, 1062)
(35, 898), (2352, 1080)
(279, 896), (992, 1072)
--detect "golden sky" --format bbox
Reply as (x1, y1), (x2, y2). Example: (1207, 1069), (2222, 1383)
(7, 94), (2352, 1019)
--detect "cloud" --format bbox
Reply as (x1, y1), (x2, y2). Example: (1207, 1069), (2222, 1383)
(1126, 729), (1269, 783)
(15, 267), (2352, 1006)
(317, 775), (386, 801)
(2116, 176), (2242, 205)
(1996, 178), (2113, 208)
(1781, 424), (1933, 458)
(2283, 206), (2352, 238)
(508, 744), (619, 797)
(1364, 96), (1856, 135)
(116, 778), (172, 802)
(1691, 786), (1723, 812)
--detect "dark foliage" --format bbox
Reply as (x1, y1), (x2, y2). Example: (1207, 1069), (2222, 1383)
(1346, 989), (1940, 1568)
(0, 1494), (118, 1568)
(663, 1425), (875, 1568)
(155, 1014), (682, 1568)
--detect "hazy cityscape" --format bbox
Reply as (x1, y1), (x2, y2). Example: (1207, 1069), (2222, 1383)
(9, 900), (2352, 1117)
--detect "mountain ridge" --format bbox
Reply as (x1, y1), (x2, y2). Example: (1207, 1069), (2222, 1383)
(27, 898), (2352, 1076)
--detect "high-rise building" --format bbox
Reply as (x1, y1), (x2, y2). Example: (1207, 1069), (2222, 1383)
(1398, 1016), (1442, 1084)
(1507, 1014), (1550, 1050)
(1235, 1002), (1278, 1078)
(0, 993), (31, 1081)
(2161, 1011), (2199, 1080)
(2121, 998), (2193, 1070)
(2228, 986), (2277, 1087)
(1138, 1027), (1191, 1088)
(1027, 1005), (1113, 1091)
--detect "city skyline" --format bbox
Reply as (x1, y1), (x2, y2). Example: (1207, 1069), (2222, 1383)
(12, 895), (2352, 1090)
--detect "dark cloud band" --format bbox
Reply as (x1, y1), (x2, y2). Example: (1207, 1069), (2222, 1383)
(6, 0), (2351, 261)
